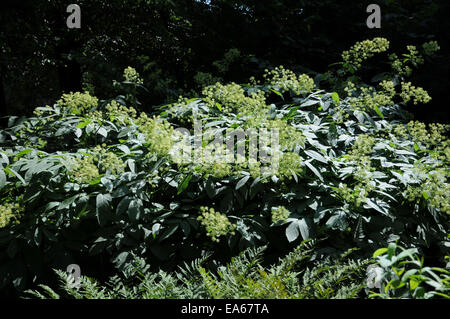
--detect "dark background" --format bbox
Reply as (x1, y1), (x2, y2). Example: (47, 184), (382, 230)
(0, 0), (449, 124)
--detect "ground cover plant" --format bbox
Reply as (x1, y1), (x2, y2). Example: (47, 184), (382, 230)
(0, 37), (448, 298)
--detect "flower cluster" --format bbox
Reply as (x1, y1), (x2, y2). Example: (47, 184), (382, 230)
(92, 145), (126, 175)
(268, 119), (305, 151)
(67, 145), (125, 183)
(389, 42), (439, 77)
(393, 121), (450, 152)
(389, 53), (412, 77)
(345, 82), (395, 113)
(263, 66), (315, 95)
(406, 45), (424, 66)
(422, 41), (440, 56)
(379, 80), (396, 97)
(57, 91), (99, 115)
(202, 82), (267, 115)
(191, 143), (235, 178)
(400, 82), (431, 105)
(67, 156), (100, 184)
(0, 202), (23, 228)
(197, 206), (236, 242)
(271, 206), (290, 224)
(123, 66), (143, 84)
(347, 134), (376, 163)
(137, 114), (177, 156)
(405, 169), (450, 215)
(336, 183), (370, 208)
(336, 135), (377, 207)
(342, 38), (390, 70)
(105, 100), (138, 125)
(278, 152), (303, 181)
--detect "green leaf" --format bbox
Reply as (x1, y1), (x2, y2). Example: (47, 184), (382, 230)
(15, 149), (33, 158)
(283, 106), (299, 120)
(128, 198), (143, 222)
(235, 175), (250, 190)
(116, 145), (130, 154)
(159, 225), (179, 242)
(402, 269), (418, 282)
(205, 179), (216, 198)
(409, 278), (420, 290)
(76, 120), (91, 129)
(113, 251), (130, 270)
(249, 177), (262, 199)
(116, 196), (132, 215)
(286, 221), (300, 242)
(304, 161), (323, 181)
(301, 99), (319, 107)
(5, 167), (26, 185)
(270, 89), (284, 100)
(127, 159), (135, 173)
(331, 92), (340, 104)
(387, 243), (397, 258)
(373, 105), (385, 119)
(373, 248), (388, 258)
(304, 150), (327, 163)
(177, 173), (192, 195)
(74, 128), (82, 138)
(98, 127), (108, 137)
(297, 218), (310, 240)
(365, 198), (388, 216)
(96, 194), (112, 226)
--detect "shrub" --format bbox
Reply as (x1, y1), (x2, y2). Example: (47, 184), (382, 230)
(0, 40), (448, 295)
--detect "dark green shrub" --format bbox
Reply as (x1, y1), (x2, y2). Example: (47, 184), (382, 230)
(0, 39), (448, 295)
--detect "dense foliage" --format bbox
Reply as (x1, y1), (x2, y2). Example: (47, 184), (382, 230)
(0, 36), (448, 298)
(26, 240), (371, 299)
